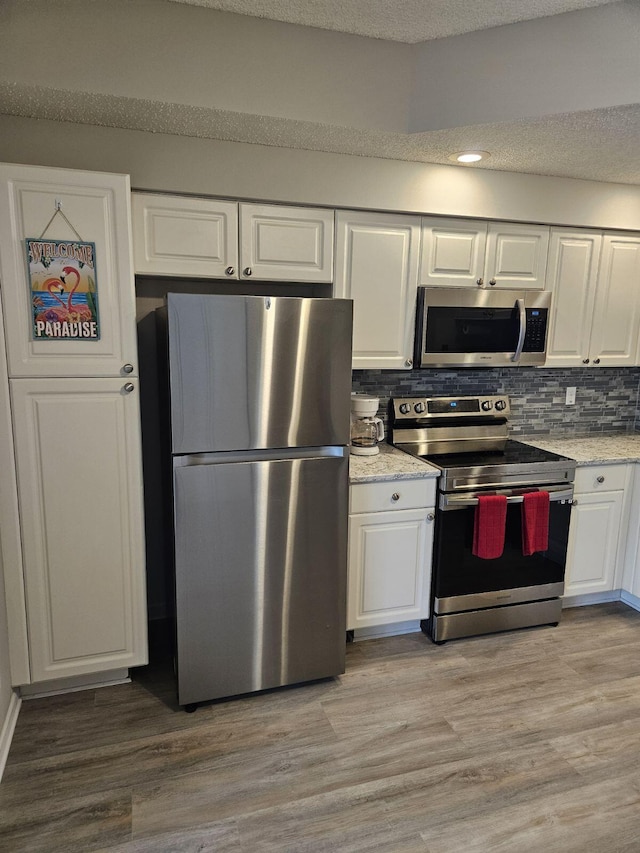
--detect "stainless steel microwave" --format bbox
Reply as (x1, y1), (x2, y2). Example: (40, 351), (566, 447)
(415, 287), (551, 368)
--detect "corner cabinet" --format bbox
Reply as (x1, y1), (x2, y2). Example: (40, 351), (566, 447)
(0, 163), (147, 687)
(545, 229), (640, 368)
(132, 193), (334, 282)
(334, 211), (420, 369)
(347, 479), (436, 631)
(420, 218), (550, 290)
(564, 465), (630, 598)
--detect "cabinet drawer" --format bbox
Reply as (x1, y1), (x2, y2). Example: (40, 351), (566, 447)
(574, 464), (627, 493)
(350, 479), (435, 514)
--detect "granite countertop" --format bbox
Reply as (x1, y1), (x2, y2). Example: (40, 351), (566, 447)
(523, 434), (640, 465)
(349, 443), (440, 483)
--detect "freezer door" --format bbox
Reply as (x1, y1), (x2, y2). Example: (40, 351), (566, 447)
(166, 293), (352, 453)
(173, 452), (348, 705)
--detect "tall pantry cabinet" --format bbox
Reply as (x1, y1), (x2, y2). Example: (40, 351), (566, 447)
(0, 164), (147, 687)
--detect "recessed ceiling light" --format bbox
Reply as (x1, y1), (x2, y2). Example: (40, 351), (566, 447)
(449, 151), (490, 164)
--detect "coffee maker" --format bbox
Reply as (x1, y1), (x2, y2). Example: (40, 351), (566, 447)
(350, 394), (385, 456)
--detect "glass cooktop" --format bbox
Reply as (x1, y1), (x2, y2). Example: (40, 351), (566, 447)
(416, 439), (577, 492)
(424, 439), (571, 471)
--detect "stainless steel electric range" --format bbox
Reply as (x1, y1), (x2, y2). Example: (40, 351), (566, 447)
(390, 395), (576, 643)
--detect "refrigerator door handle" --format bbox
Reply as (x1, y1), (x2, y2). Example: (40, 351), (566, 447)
(173, 445), (349, 467)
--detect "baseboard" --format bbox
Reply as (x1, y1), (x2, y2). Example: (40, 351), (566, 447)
(353, 620), (421, 640)
(0, 691), (21, 782)
(620, 590), (640, 612)
(562, 590), (622, 608)
(19, 668), (130, 699)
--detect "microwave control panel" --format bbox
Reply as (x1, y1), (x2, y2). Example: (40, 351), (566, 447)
(523, 308), (549, 352)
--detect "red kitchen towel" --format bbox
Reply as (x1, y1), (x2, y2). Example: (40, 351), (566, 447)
(522, 490), (550, 556)
(472, 495), (507, 559)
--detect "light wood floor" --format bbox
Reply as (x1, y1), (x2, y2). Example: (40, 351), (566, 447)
(4, 603), (640, 852)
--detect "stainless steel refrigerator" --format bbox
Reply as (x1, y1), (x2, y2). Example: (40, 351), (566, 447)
(160, 292), (353, 708)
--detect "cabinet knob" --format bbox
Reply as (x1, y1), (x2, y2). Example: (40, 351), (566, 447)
(593, 358), (601, 365)
(122, 363), (134, 374)
(476, 278), (484, 287)
(244, 267), (253, 276)
(427, 512), (435, 521)
(582, 358), (590, 364)
(123, 382), (135, 393)
(569, 498), (578, 506)
(391, 492), (400, 502)
(597, 475), (605, 483)
(489, 278), (497, 286)
(404, 359), (413, 368)
(225, 266), (235, 276)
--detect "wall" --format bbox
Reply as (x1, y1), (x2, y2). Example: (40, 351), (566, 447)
(352, 367), (640, 436)
(2, 116), (640, 232)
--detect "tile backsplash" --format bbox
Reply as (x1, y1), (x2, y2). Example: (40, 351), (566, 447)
(352, 367), (640, 436)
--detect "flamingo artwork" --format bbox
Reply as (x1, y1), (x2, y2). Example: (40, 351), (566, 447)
(59, 265), (93, 322)
(34, 277), (71, 324)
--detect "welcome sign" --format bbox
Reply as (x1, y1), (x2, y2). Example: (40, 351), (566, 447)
(26, 239), (100, 340)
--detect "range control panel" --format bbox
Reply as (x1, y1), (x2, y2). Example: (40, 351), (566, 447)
(393, 395), (511, 420)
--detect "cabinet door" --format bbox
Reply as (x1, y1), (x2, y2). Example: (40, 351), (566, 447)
(484, 223), (550, 289)
(564, 491), (624, 597)
(590, 234), (640, 367)
(131, 193), (238, 279)
(0, 164), (138, 377)
(419, 217), (487, 287)
(335, 211), (420, 369)
(544, 230), (602, 368)
(347, 508), (432, 630)
(239, 203), (333, 281)
(10, 377), (147, 683)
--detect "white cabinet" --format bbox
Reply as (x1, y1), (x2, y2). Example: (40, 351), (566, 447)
(239, 203), (333, 282)
(0, 163), (147, 687)
(132, 194), (238, 279)
(0, 165), (139, 378)
(564, 465), (630, 598)
(546, 230), (640, 368)
(621, 464), (640, 601)
(420, 218), (550, 289)
(10, 378), (147, 682)
(334, 211), (420, 369)
(132, 193), (334, 282)
(347, 479), (435, 631)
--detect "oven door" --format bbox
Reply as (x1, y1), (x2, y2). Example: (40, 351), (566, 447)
(432, 484), (573, 615)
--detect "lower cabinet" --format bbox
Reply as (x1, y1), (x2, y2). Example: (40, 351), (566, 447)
(564, 464), (630, 598)
(9, 377), (148, 683)
(347, 479), (435, 631)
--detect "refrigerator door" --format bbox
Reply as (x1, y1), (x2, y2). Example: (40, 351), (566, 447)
(173, 451), (348, 705)
(166, 293), (352, 454)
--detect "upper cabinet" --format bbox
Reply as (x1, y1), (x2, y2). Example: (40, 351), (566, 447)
(132, 193), (334, 283)
(239, 204), (333, 281)
(420, 218), (550, 290)
(334, 210), (421, 370)
(0, 165), (139, 378)
(545, 229), (640, 368)
(132, 194), (238, 279)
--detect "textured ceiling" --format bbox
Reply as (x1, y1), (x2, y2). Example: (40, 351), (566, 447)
(3, 82), (640, 185)
(169, 0), (618, 42)
(1, 0), (639, 186)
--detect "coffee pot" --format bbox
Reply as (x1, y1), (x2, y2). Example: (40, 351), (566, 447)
(350, 394), (385, 456)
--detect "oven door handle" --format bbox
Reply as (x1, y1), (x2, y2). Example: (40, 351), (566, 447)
(439, 485), (574, 510)
(511, 298), (526, 362)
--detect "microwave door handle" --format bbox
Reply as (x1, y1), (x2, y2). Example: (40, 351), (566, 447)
(511, 298), (527, 362)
